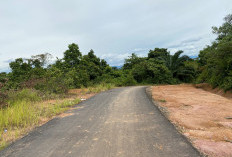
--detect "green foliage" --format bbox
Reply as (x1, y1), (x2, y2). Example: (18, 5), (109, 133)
(132, 59), (173, 84)
(2, 13), (232, 100)
(180, 60), (198, 83)
(121, 73), (137, 86)
(3, 40), (199, 95)
(0, 101), (39, 132)
(0, 95), (80, 148)
(65, 68), (90, 88)
(80, 50), (104, 81)
(124, 48), (194, 84)
(169, 51), (196, 83)
(148, 48), (169, 61)
(8, 58), (32, 88)
(7, 89), (41, 105)
(86, 83), (115, 93)
(212, 14), (232, 41)
(0, 73), (8, 107)
(63, 43), (82, 69)
(92, 68), (137, 87)
(36, 66), (69, 94)
(7, 53), (52, 89)
(123, 53), (144, 70)
(197, 14), (232, 91)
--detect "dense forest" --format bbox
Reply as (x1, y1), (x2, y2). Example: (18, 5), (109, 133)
(0, 14), (232, 106)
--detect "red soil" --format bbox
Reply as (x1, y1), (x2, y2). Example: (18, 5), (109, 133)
(152, 84), (232, 157)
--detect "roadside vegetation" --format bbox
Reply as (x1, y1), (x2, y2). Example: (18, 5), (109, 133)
(0, 14), (231, 149)
(0, 83), (114, 150)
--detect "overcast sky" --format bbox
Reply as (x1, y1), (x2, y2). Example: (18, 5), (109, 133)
(0, 0), (232, 72)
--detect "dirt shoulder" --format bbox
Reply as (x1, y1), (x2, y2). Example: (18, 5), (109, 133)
(151, 84), (232, 157)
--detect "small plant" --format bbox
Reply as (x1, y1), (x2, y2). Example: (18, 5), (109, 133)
(159, 99), (166, 103)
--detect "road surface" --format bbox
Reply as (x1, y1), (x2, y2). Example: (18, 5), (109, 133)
(0, 86), (201, 157)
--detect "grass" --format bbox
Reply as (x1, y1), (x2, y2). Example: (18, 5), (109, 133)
(0, 98), (80, 150)
(0, 84), (115, 150)
(86, 83), (115, 93)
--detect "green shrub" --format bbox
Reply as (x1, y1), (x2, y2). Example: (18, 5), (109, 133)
(132, 60), (173, 84)
(221, 76), (232, 91)
(121, 74), (137, 86)
(35, 67), (69, 94)
(7, 89), (41, 105)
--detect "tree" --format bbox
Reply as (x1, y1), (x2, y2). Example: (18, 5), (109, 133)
(37, 66), (69, 94)
(148, 48), (169, 60)
(168, 50), (191, 78)
(63, 43), (82, 69)
(30, 53), (52, 68)
(80, 50), (103, 81)
(9, 58), (32, 88)
(212, 14), (232, 41)
(198, 14), (232, 91)
(123, 53), (144, 70)
(132, 59), (173, 84)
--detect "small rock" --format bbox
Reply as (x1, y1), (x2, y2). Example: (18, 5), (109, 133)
(81, 98), (86, 101)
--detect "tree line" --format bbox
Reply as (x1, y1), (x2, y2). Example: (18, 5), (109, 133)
(0, 14), (232, 106)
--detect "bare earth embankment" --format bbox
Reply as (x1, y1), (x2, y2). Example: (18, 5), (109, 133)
(152, 84), (232, 157)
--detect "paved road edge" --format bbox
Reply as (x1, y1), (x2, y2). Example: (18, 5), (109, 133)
(145, 86), (204, 157)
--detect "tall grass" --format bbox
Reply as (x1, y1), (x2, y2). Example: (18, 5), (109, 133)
(0, 84), (114, 150)
(0, 89), (80, 150)
(7, 89), (41, 104)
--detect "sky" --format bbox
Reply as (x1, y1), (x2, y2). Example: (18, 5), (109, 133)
(0, 0), (232, 72)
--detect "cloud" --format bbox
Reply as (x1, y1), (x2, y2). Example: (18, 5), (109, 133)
(168, 37), (203, 48)
(132, 48), (149, 53)
(100, 53), (131, 66)
(3, 59), (14, 64)
(167, 34), (216, 56)
(0, 0), (231, 71)
(182, 37), (203, 43)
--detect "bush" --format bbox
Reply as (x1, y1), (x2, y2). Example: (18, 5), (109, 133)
(35, 67), (69, 94)
(221, 76), (232, 91)
(0, 74), (9, 107)
(132, 60), (173, 84)
(7, 89), (41, 105)
(120, 73), (137, 86)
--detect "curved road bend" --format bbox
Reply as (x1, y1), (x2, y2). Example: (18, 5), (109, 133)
(0, 86), (201, 157)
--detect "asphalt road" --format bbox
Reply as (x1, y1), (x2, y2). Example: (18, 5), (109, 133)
(0, 86), (201, 157)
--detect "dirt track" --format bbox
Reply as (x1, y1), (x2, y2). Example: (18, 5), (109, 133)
(0, 86), (200, 157)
